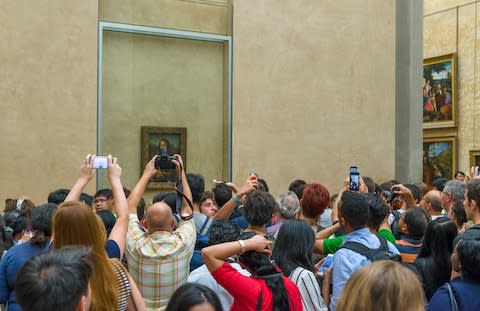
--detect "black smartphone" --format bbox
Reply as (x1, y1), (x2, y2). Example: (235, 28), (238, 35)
(349, 166), (360, 191)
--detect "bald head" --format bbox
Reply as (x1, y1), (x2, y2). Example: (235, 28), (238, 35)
(145, 202), (174, 233)
(422, 190), (442, 214)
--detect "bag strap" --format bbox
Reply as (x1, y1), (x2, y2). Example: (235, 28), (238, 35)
(256, 288), (262, 311)
(445, 283), (459, 311)
(199, 216), (213, 235)
(340, 236), (387, 261)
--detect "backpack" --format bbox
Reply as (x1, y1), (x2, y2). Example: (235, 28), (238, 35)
(189, 216), (214, 271)
(340, 235), (402, 262)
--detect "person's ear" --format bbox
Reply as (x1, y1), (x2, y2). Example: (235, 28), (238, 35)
(339, 216), (346, 228)
(141, 218), (148, 229)
(401, 222), (408, 234)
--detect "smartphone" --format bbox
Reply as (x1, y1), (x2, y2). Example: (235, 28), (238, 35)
(349, 166), (360, 191)
(319, 254), (334, 273)
(92, 156), (108, 169)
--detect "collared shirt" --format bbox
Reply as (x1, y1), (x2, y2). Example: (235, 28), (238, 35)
(330, 228), (399, 311)
(126, 214), (195, 310)
(188, 262), (250, 311)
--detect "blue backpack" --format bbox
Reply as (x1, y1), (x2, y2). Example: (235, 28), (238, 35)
(189, 216), (214, 272)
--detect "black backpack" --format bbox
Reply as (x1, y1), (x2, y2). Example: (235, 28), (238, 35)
(340, 235), (402, 262)
(390, 210), (402, 240)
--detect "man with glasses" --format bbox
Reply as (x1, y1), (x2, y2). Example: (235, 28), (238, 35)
(420, 190), (443, 220)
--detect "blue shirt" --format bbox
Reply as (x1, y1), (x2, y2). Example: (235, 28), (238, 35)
(0, 241), (51, 311)
(427, 278), (480, 310)
(330, 228), (399, 310)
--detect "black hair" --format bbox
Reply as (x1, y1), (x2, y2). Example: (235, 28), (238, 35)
(96, 210), (116, 237)
(5, 211), (27, 238)
(288, 179), (306, 200)
(152, 192), (177, 215)
(243, 191), (278, 227)
(403, 207), (431, 239)
(166, 283), (222, 311)
(47, 188), (70, 205)
(273, 219), (314, 276)
(208, 220), (241, 246)
(339, 191), (369, 230)
(457, 238), (480, 282)
(404, 184), (421, 203)
(362, 176), (376, 193)
(239, 232), (290, 311)
(455, 171), (465, 178)
(16, 246), (92, 311)
(432, 178), (448, 191)
(0, 216), (13, 255)
(380, 180), (399, 191)
(451, 198), (467, 228)
(414, 218), (458, 299)
(187, 173), (205, 204)
(212, 183), (232, 208)
(258, 178), (269, 193)
(79, 193), (93, 206)
(94, 188), (112, 199)
(364, 193), (388, 230)
(136, 198), (146, 222)
(466, 179), (480, 207)
(30, 203), (57, 245)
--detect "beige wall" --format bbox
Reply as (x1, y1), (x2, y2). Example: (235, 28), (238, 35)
(101, 31), (226, 201)
(0, 1), (98, 204)
(424, 0), (480, 172)
(232, 0), (397, 194)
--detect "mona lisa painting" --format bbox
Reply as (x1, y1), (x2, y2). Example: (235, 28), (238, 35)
(141, 126), (187, 189)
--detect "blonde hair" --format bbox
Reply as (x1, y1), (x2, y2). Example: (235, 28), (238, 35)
(336, 261), (425, 311)
(53, 201), (118, 311)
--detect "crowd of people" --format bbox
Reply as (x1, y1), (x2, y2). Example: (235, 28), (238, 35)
(1, 154), (480, 311)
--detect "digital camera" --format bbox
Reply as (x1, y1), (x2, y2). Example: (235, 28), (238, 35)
(155, 153), (177, 170)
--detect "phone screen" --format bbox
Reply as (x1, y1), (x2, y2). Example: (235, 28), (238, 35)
(92, 156), (108, 169)
(349, 166), (360, 191)
(319, 254), (334, 273)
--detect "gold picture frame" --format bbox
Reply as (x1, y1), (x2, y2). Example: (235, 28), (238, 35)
(423, 136), (456, 187)
(141, 126), (187, 190)
(470, 150), (480, 168)
(423, 53), (456, 129)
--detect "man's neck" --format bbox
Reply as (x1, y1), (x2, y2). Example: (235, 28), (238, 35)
(246, 225), (266, 235)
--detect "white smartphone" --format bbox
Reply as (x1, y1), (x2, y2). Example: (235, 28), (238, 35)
(92, 156), (108, 169)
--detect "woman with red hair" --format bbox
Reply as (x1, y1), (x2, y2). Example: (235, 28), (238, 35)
(299, 183), (330, 232)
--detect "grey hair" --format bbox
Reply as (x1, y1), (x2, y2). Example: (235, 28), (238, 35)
(443, 180), (466, 202)
(277, 191), (300, 219)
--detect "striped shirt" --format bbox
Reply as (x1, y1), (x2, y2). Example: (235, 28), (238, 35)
(289, 267), (327, 311)
(395, 237), (422, 263)
(126, 214), (196, 310)
(111, 260), (131, 311)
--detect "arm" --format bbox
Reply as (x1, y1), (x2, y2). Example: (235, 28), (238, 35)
(214, 175), (258, 220)
(127, 156), (157, 215)
(392, 184), (416, 209)
(64, 154), (96, 202)
(126, 271), (146, 311)
(172, 155), (192, 218)
(106, 155), (128, 258)
(202, 234), (271, 273)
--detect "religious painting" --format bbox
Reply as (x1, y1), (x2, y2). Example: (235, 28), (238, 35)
(470, 150), (480, 168)
(141, 126), (187, 189)
(423, 54), (456, 128)
(423, 137), (456, 187)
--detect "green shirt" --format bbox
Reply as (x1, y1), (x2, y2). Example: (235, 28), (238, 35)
(322, 228), (396, 255)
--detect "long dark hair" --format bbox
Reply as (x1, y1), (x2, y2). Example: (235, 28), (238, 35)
(238, 232), (289, 311)
(413, 218), (457, 299)
(273, 219), (314, 276)
(166, 283), (222, 311)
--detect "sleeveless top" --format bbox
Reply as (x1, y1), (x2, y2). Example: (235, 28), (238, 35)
(111, 260), (131, 311)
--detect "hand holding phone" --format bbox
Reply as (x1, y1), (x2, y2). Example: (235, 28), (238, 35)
(349, 166), (360, 191)
(92, 156), (108, 169)
(319, 254), (334, 273)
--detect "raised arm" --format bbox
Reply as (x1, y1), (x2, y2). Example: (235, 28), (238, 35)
(127, 156), (157, 215)
(202, 234), (271, 273)
(106, 155), (128, 258)
(214, 175), (258, 220)
(173, 155), (193, 218)
(64, 154), (96, 202)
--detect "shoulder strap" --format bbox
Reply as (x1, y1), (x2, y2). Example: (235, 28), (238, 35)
(445, 283), (459, 311)
(341, 236), (388, 261)
(256, 288), (262, 311)
(198, 216), (213, 235)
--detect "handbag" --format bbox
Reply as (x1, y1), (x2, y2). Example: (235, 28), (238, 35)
(445, 283), (458, 311)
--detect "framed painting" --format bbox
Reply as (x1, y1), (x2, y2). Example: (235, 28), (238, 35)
(141, 126), (187, 190)
(470, 150), (480, 168)
(423, 137), (456, 187)
(423, 53), (456, 128)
